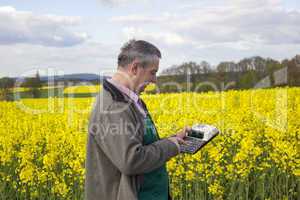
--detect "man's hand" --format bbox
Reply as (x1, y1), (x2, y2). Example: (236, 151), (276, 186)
(167, 126), (191, 152)
(175, 126), (191, 143)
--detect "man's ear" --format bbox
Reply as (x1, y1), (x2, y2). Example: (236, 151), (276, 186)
(131, 60), (139, 75)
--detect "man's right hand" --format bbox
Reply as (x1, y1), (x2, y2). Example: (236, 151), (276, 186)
(167, 126), (191, 152)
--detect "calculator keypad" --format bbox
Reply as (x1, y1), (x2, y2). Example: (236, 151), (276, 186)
(179, 137), (206, 154)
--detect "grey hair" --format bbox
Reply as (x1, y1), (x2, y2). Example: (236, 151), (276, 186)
(118, 39), (161, 68)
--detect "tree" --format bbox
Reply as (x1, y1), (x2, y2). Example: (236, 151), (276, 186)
(237, 71), (258, 89)
(200, 61), (212, 74)
(23, 71), (42, 98)
(0, 77), (15, 101)
(160, 61), (212, 75)
(217, 62), (236, 73)
(286, 55), (300, 86)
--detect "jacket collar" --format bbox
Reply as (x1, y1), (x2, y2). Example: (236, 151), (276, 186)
(102, 78), (151, 114)
(103, 78), (129, 102)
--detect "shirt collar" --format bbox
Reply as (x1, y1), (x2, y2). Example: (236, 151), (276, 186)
(106, 78), (147, 118)
(102, 78), (128, 102)
(107, 78), (139, 104)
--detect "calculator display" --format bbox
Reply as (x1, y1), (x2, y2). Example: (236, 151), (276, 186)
(179, 124), (219, 154)
(188, 130), (204, 139)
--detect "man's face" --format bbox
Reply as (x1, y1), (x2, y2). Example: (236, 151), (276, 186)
(134, 59), (159, 94)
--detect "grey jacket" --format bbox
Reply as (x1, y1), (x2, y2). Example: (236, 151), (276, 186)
(85, 79), (179, 200)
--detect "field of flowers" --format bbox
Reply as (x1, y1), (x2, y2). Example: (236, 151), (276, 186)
(0, 87), (299, 199)
(63, 85), (102, 94)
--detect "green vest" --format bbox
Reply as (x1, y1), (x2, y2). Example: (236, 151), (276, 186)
(138, 114), (169, 200)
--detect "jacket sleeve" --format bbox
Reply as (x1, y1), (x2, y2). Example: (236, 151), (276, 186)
(89, 103), (179, 175)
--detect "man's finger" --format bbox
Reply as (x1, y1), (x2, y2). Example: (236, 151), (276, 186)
(176, 137), (187, 145)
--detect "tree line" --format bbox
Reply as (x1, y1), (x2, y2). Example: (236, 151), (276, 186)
(0, 72), (42, 101)
(156, 55), (300, 93)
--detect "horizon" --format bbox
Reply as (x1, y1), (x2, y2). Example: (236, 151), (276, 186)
(0, 53), (299, 79)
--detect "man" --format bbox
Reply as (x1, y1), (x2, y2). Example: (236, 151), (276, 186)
(85, 39), (190, 200)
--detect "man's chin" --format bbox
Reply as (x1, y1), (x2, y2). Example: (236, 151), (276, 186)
(137, 85), (147, 94)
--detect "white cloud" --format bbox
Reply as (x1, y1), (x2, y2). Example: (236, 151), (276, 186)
(231, 0), (282, 9)
(112, 0), (300, 48)
(181, 5), (300, 46)
(1, 0), (299, 77)
(0, 6), (88, 47)
(105, 0), (300, 71)
(0, 41), (118, 77)
(111, 15), (157, 23)
(110, 12), (177, 24)
(97, 0), (148, 6)
(122, 27), (186, 46)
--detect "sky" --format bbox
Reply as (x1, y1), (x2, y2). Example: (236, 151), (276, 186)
(0, 0), (299, 77)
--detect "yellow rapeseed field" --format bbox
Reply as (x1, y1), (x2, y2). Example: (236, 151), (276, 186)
(63, 85), (102, 94)
(0, 87), (299, 199)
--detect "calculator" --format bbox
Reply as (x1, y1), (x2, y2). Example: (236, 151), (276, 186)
(179, 124), (220, 154)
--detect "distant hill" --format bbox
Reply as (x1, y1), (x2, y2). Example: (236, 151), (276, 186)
(13, 73), (109, 82)
(40, 73), (104, 82)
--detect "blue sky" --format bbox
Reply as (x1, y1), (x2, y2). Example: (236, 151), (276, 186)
(0, 0), (299, 77)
